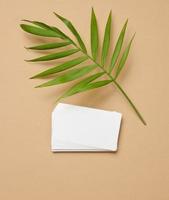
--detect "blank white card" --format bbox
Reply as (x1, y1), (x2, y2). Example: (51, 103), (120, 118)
(51, 103), (122, 152)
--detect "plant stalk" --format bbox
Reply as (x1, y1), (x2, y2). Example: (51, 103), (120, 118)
(112, 80), (146, 125)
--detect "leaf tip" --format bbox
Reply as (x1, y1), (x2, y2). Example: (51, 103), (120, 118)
(20, 24), (24, 28)
(53, 11), (57, 16)
(21, 19), (32, 24)
(132, 32), (136, 39)
(53, 12), (62, 20)
(34, 85), (41, 88)
(92, 7), (95, 16)
(24, 59), (31, 62)
(29, 75), (36, 79)
(24, 46), (29, 50)
(55, 96), (63, 104)
(125, 18), (129, 25)
(91, 7), (96, 16)
(129, 33), (136, 45)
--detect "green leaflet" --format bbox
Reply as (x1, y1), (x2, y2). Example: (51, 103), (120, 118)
(109, 19), (128, 73)
(30, 56), (88, 78)
(59, 72), (105, 99)
(79, 79), (112, 91)
(26, 49), (79, 62)
(22, 20), (54, 30)
(115, 34), (135, 79)
(61, 79), (111, 99)
(35, 64), (97, 88)
(54, 12), (87, 53)
(101, 11), (112, 66)
(20, 24), (61, 38)
(26, 41), (71, 50)
(22, 20), (66, 39)
(91, 8), (99, 60)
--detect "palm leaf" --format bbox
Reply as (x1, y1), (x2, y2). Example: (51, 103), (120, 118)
(101, 11), (112, 66)
(26, 41), (71, 50)
(35, 64), (97, 88)
(30, 56), (88, 78)
(115, 34), (135, 79)
(54, 12), (87, 53)
(91, 8), (99, 60)
(25, 49), (79, 62)
(109, 19), (128, 73)
(20, 9), (146, 125)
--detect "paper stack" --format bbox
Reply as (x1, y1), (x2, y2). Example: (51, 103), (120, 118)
(51, 103), (122, 152)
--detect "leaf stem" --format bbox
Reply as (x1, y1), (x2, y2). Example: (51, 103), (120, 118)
(112, 80), (147, 125)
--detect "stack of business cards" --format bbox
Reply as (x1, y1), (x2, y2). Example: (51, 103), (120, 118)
(51, 103), (122, 152)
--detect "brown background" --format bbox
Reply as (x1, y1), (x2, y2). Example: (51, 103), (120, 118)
(0, 0), (169, 199)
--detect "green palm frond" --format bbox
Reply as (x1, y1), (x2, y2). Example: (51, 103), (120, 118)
(20, 8), (146, 125)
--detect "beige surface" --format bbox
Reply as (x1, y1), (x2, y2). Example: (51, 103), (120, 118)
(0, 0), (169, 199)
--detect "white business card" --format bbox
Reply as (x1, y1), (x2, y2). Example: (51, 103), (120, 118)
(51, 103), (122, 152)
